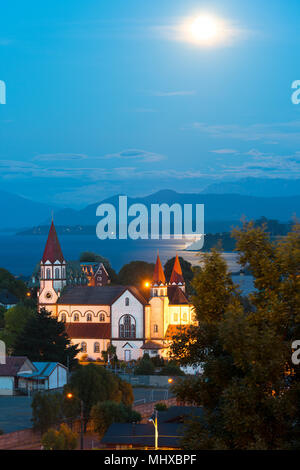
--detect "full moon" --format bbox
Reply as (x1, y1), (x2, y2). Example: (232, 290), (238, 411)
(189, 15), (219, 43)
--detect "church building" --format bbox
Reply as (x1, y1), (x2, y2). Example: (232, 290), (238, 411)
(38, 222), (196, 361)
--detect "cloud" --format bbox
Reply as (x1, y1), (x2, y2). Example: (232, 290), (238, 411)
(33, 153), (88, 161)
(210, 149), (238, 154)
(151, 90), (196, 97)
(191, 121), (300, 143)
(102, 149), (166, 163)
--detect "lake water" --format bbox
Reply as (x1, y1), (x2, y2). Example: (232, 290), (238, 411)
(0, 233), (254, 295)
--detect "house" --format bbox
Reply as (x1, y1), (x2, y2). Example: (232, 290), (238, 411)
(0, 356), (68, 395)
(0, 289), (18, 309)
(101, 406), (203, 449)
(81, 262), (110, 286)
(37, 221), (196, 361)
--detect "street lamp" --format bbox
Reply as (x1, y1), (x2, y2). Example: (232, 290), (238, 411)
(66, 392), (84, 450)
(149, 410), (158, 450)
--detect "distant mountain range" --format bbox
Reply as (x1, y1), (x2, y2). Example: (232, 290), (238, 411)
(0, 190), (54, 230)
(1, 179), (300, 232)
(201, 178), (300, 197)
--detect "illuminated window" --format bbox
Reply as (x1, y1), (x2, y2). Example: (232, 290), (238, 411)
(182, 312), (187, 321)
(61, 313), (66, 322)
(81, 342), (87, 353)
(173, 313), (179, 322)
(99, 312), (105, 322)
(119, 315), (136, 339)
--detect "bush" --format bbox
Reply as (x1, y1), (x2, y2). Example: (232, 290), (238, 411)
(155, 403), (168, 411)
(158, 361), (185, 376)
(42, 424), (77, 450)
(91, 401), (141, 438)
(134, 354), (155, 375)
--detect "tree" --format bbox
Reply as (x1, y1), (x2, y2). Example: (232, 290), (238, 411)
(66, 364), (132, 428)
(12, 308), (79, 368)
(134, 353), (155, 375)
(170, 222), (300, 450)
(91, 401), (141, 439)
(1, 304), (34, 350)
(117, 261), (154, 294)
(31, 392), (63, 433)
(41, 424), (77, 450)
(0, 268), (27, 300)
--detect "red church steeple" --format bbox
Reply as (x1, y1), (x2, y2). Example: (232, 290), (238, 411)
(152, 252), (166, 285)
(42, 221), (64, 263)
(169, 254), (184, 285)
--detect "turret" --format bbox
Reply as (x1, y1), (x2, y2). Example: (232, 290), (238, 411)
(169, 254), (185, 292)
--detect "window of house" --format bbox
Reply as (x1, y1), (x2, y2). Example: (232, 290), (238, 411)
(46, 268), (51, 279)
(182, 312), (187, 321)
(73, 313), (80, 322)
(154, 324), (158, 333)
(99, 312), (105, 322)
(55, 268), (60, 279)
(173, 313), (179, 322)
(94, 342), (100, 353)
(125, 297), (129, 306)
(87, 313), (92, 322)
(61, 313), (66, 322)
(81, 342), (87, 353)
(119, 314), (136, 339)
(153, 289), (158, 297)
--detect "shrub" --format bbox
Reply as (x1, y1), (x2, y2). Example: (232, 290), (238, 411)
(42, 424), (77, 450)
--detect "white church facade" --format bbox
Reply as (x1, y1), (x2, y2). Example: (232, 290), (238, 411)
(38, 222), (196, 361)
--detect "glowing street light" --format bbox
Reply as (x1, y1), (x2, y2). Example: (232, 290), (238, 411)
(149, 410), (158, 450)
(66, 392), (84, 450)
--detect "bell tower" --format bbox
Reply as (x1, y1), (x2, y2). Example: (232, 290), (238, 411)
(169, 254), (185, 292)
(38, 220), (66, 312)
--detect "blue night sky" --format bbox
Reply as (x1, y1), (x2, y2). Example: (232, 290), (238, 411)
(0, 0), (300, 207)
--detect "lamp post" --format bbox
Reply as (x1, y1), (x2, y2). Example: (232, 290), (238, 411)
(66, 392), (84, 450)
(149, 409), (158, 450)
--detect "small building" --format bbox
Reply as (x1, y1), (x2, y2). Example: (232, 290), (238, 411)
(0, 356), (68, 395)
(0, 289), (18, 309)
(81, 262), (110, 287)
(101, 406), (203, 450)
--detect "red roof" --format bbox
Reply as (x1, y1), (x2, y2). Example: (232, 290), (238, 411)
(152, 253), (166, 285)
(167, 286), (189, 305)
(169, 254), (184, 285)
(42, 221), (64, 263)
(65, 323), (111, 339)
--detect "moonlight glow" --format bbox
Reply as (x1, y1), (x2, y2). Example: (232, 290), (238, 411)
(190, 16), (218, 41)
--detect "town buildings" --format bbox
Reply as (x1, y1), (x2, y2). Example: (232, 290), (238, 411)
(37, 222), (196, 361)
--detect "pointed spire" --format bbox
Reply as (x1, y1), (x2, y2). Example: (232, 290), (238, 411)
(42, 221), (64, 263)
(152, 252), (166, 285)
(170, 254), (184, 284)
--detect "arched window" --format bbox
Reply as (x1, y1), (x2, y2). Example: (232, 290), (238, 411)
(62, 267), (66, 278)
(153, 289), (158, 297)
(99, 312), (105, 322)
(46, 268), (51, 279)
(87, 313), (92, 322)
(182, 312), (187, 322)
(61, 313), (66, 322)
(94, 342), (100, 353)
(55, 268), (60, 279)
(81, 342), (87, 353)
(73, 313), (80, 322)
(119, 315), (136, 339)
(154, 324), (158, 333)
(125, 297), (129, 306)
